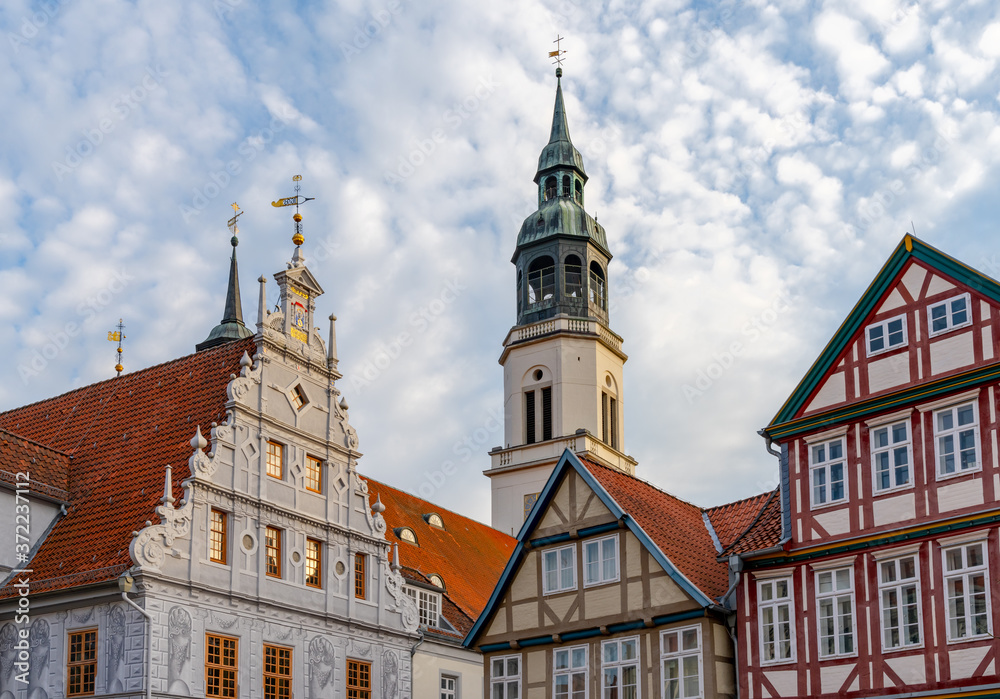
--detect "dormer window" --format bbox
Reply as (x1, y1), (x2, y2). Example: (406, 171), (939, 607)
(428, 574), (444, 589)
(928, 293), (971, 336)
(291, 384), (309, 410)
(396, 527), (418, 545)
(866, 314), (907, 357)
(404, 586), (442, 627)
(425, 513), (445, 528)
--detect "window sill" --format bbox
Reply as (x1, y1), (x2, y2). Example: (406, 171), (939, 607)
(935, 467), (983, 484)
(946, 633), (994, 646)
(583, 575), (621, 589)
(809, 498), (849, 512)
(817, 651), (859, 661)
(872, 482), (915, 498)
(759, 658), (797, 668)
(880, 642), (924, 654)
(542, 586), (578, 597)
(928, 321), (973, 339)
(866, 344), (908, 360)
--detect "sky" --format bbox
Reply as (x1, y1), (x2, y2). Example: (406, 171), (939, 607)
(3, 0), (1000, 525)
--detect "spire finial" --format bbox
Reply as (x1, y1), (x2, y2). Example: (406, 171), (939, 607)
(195, 207), (253, 351)
(108, 318), (126, 376)
(271, 175), (315, 254)
(549, 35), (567, 76)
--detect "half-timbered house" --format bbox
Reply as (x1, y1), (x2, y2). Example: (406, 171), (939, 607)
(733, 234), (1000, 699)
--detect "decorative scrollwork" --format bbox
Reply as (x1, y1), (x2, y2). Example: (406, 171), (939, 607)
(227, 351), (263, 402)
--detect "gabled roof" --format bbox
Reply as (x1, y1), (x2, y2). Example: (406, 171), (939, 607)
(0, 428), (72, 501)
(466, 450), (725, 647)
(364, 477), (516, 638)
(768, 234), (1000, 430)
(0, 338), (255, 597)
(704, 490), (774, 553)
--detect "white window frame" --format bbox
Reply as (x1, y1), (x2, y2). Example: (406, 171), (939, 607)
(928, 292), (972, 337)
(583, 534), (620, 587)
(601, 637), (640, 699)
(404, 586), (441, 628)
(815, 567), (856, 658)
(440, 673), (458, 699)
(757, 578), (795, 664)
(870, 420), (913, 494)
(660, 625), (702, 699)
(877, 555), (922, 651)
(942, 541), (992, 642)
(490, 655), (521, 699)
(866, 313), (908, 356)
(553, 645), (588, 699)
(542, 544), (577, 595)
(933, 402), (981, 479)
(809, 437), (848, 509)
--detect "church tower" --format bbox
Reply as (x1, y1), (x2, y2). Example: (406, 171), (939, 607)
(487, 69), (636, 535)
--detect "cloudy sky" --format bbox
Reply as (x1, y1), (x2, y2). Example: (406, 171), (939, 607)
(3, 0), (1000, 526)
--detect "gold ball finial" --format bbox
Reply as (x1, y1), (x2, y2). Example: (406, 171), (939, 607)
(292, 232), (305, 246)
(115, 363), (124, 373)
(293, 213), (302, 222)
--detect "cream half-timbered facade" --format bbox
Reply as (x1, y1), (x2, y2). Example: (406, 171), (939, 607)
(467, 450), (736, 699)
(735, 235), (1000, 699)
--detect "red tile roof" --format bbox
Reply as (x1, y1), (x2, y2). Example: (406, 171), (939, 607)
(705, 490), (774, 553)
(0, 428), (72, 501)
(364, 477), (516, 635)
(719, 489), (784, 556)
(0, 338), (255, 597)
(580, 459), (729, 601)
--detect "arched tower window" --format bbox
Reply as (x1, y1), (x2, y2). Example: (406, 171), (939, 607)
(562, 175), (571, 197)
(575, 179), (583, 204)
(564, 255), (583, 298)
(544, 176), (557, 201)
(527, 256), (555, 306)
(589, 261), (607, 310)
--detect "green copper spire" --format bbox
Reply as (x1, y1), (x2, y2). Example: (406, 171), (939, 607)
(197, 230), (253, 352)
(535, 68), (587, 184)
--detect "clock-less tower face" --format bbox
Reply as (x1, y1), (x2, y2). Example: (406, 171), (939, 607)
(487, 71), (635, 536)
(274, 264), (324, 349)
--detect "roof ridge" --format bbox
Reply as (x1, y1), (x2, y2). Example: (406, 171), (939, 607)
(0, 340), (254, 421)
(0, 427), (73, 458)
(720, 486), (781, 557)
(703, 489), (772, 515)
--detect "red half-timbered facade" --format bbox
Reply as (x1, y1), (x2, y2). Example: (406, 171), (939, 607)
(732, 235), (1000, 699)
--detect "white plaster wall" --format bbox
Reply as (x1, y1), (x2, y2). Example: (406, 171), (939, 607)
(0, 493), (60, 576)
(412, 642), (483, 699)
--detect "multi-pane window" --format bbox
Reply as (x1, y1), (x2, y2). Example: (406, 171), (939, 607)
(602, 637), (638, 699)
(266, 441), (284, 479)
(440, 675), (457, 699)
(935, 403), (979, 476)
(878, 555), (921, 649)
(564, 258), (584, 298)
(527, 259), (555, 305)
(583, 534), (618, 586)
(944, 541), (991, 640)
(263, 645), (291, 699)
(347, 659), (371, 699)
(661, 626), (702, 699)
(758, 578), (794, 663)
(928, 293), (971, 336)
(355, 553), (366, 599)
(206, 634), (238, 698)
(405, 587), (441, 627)
(490, 655), (520, 699)
(554, 645), (587, 699)
(67, 629), (97, 696)
(866, 314), (907, 356)
(306, 538), (322, 588)
(816, 568), (855, 657)
(810, 438), (846, 507)
(210, 509), (227, 564)
(291, 384), (308, 410)
(265, 526), (282, 578)
(305, 456), (322, 493)
(872, 421), (911, 492)
(542, 544), (576, 594)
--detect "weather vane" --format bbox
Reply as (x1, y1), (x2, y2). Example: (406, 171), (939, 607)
(228, 202), (243, 235)
(108, 318), (126, 377)
(549, 35), (567, 73)
(271, 175), (315, 247)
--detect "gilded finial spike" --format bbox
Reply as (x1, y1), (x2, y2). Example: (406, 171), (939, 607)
(108, 318), (126, 377)
(549, 35), (567, 73)
(271, 175), (314, 250)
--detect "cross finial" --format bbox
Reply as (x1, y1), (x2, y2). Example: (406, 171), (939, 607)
(108, 318), (126, 377)
(549, 35), (567, 74)
(228, 203), (243, 238)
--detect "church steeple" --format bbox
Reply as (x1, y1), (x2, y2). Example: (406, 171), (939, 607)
(487, 65), (635, 535)
(197, 211), (253, 352)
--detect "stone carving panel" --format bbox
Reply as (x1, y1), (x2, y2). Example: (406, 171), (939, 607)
(27, 619), (49, 699)
(0, 623), (16, 699)
(167, 607), (192, 695)
(308, 636), (335, 699)
(106, 606), (126, 692)
(381, 650), (398, 699)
